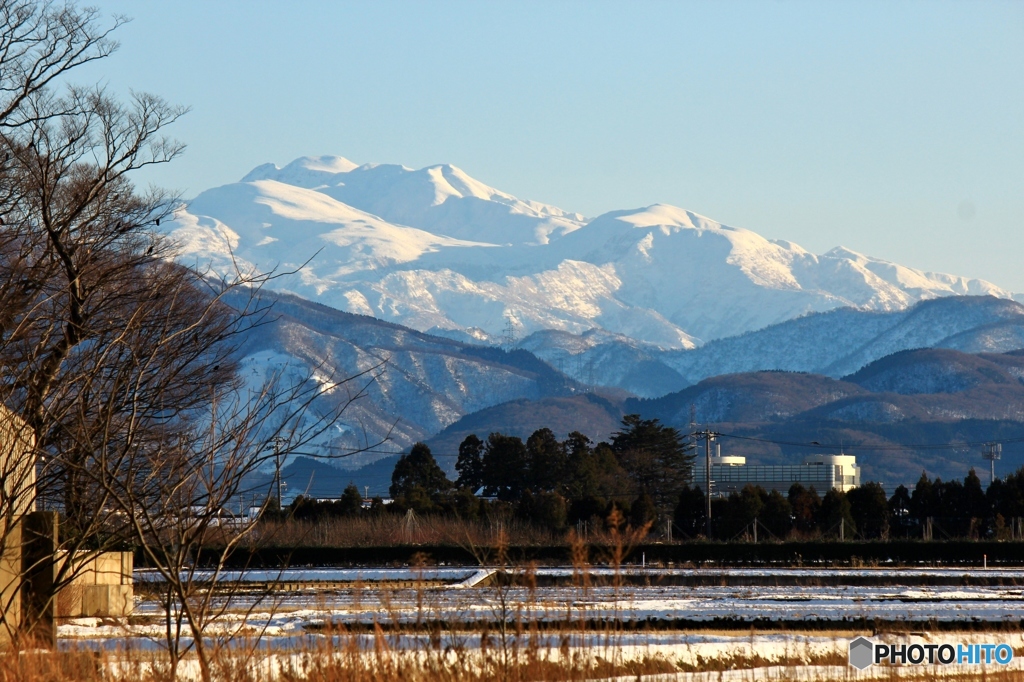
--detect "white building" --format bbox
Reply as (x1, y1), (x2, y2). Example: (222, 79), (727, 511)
(693, 453), (861, 496)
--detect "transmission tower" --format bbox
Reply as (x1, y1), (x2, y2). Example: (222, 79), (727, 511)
(501, 314), (519, 351)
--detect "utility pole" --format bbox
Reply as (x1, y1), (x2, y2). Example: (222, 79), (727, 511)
(697, 428), (719, 538)
(705, 431), (711, 536)
(269, 436), (286, 510)
(689, 403), (697, 482)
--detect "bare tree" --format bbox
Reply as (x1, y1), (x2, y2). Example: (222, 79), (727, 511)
(0, 3), (390, 667)
(0, 0), (142, 645)
(0, 0), (122, 129)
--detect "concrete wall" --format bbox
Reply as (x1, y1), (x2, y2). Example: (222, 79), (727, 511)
(0, 406), (132, 645)
(0, 404), (35, 646)
(57, 551), (134, 618)
(0, 511), (58, 648)
(0, 407), (50, 649)
(0, 405), (36, 518)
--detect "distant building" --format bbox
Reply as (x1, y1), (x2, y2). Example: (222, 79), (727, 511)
(694, 453), (861, 496)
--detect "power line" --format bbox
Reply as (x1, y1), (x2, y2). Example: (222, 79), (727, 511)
(289, 430), (1024, 464)
(716, 431), (1024, 453)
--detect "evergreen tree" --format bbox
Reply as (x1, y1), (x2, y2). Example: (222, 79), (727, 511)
(629, 492), (657, 529)
(987, 467), (1024, 525)
(339, 483), (363, 516)
(564, 434), (633, 502)
(516, 490), (568, 530)
(611, 414), (694, 514)
(888, 485), (913, 537)
(715, 484), (764, 539)
(673, 485), (706, 538)
(390, 442), (453, 511)
(911, 471), (936, 523)
(963, 468), (987, 522)
(481, 432), (529, 501)
(455, 434), (485, 491)
(818, 488), (856, 538)
(847, 482), (889, 539)
(788, 483), (821, 536)
(760, 489), (793, 539)
(526, 427), (567, 492)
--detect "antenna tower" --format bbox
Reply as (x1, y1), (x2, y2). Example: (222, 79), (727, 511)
(982, 442), (1002, 485)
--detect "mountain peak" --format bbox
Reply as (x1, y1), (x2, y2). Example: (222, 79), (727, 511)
(241, 155), (359, 187)
(606, 204), (723, 231)
(290, 155), (359, 173)
(824, 245), (869, 261)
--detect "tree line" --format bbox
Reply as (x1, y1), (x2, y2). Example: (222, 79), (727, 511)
(675, 468), (1024, 541)
(379, 415), (694, 531)
(372, 417), (1024, 541)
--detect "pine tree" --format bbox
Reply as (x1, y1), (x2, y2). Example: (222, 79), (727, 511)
(611, 414), (694, 514)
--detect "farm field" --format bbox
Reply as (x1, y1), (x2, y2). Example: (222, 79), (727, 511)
(38, 567), (1024, 681)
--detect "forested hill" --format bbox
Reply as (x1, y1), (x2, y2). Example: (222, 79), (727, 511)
(627, 348), (1024, 485)
(220, 287), (578, 466)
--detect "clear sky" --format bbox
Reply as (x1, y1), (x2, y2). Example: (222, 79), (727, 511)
(75, 1), (1024, 290)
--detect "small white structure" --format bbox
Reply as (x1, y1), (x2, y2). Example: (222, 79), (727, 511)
(694, 453), (861, 496)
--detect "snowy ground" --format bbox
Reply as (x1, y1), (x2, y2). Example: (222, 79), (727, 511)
(65, 567), (1024, 640)
(60, 567), (1024, 680)
(131, 565), (1024, 583)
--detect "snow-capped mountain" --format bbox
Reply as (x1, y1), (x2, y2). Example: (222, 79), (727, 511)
(242, 156), (585, 246)
(168, 155), (1015, 350)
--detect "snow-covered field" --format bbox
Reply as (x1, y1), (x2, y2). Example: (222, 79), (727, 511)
(117, 584), (1024, 628)
(60, 567), (1024, 681)
(64, 566), (1024, 642)
(132, 565), (1024, 584)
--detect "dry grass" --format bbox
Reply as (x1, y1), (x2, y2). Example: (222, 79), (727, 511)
(6, 639), (1024, 682)
(251, 508), (674, 551)
(7, 517), (1024, 681)
(255, 516), (568, 549)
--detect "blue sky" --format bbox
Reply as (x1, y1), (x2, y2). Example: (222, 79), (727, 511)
(77, 1), (1024, 289)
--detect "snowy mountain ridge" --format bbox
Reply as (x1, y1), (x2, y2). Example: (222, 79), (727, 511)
(223, 287), (579, 465)
(520, 295), (1024, 398)
(168, 155), (1016, 350)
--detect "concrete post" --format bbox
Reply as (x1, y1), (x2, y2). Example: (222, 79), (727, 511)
(0, 519), (23, 650)
(21, 511), (57, 647)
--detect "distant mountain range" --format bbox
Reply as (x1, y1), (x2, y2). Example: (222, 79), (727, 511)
(168, 155), (1017, 352)
(164, 154), (1024, 494)
(628, 347), (1024, 486)
(230, 289), (1024, 479)
(525, 295), (1024, 397)
(401, 347), (1024, 488)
